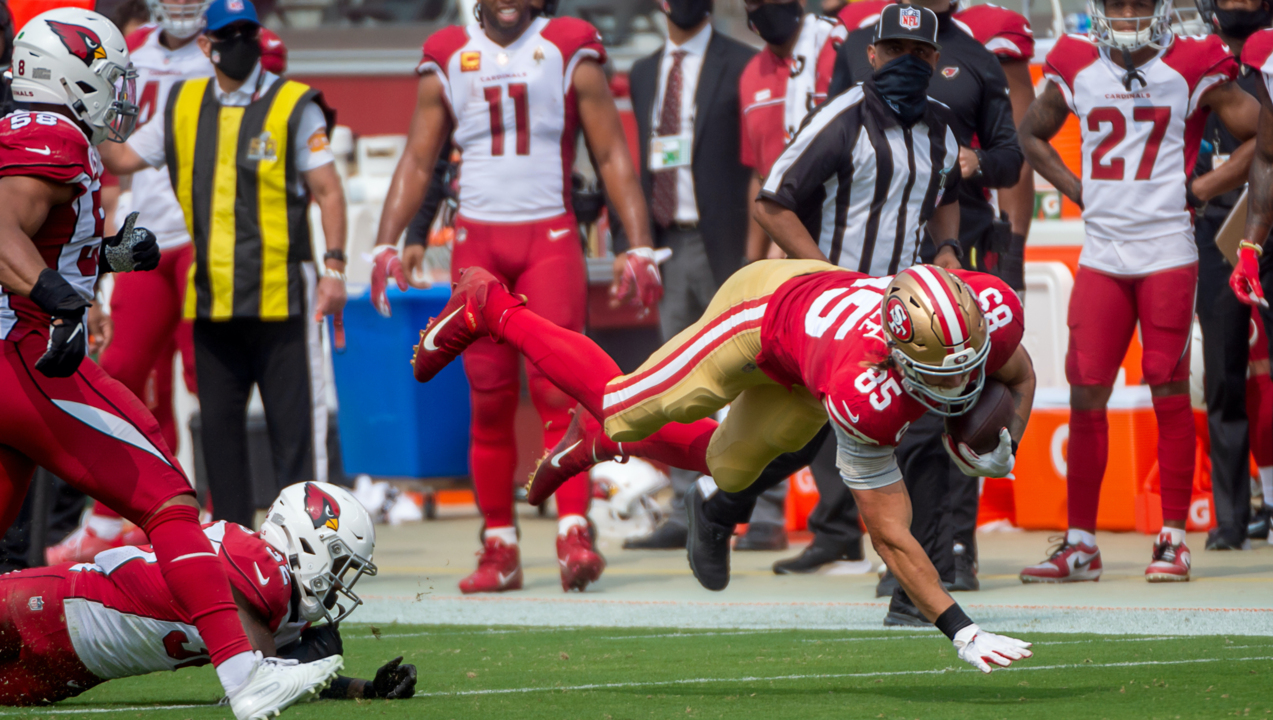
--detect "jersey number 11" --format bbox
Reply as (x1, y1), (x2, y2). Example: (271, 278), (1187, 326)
(484, 83), (530, 157)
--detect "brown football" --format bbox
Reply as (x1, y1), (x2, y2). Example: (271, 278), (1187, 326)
(944, 379), (1014, 456)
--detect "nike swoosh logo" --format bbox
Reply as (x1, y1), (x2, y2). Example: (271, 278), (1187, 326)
(547, 228), (570, 240)
(25, 146), (51, 155)
(497, 571), (515, 587)
(551, 440), (582, 468)
(841, 401), (859, 424)
(254, 563), (271, 586)
(423, 307), (463, 352)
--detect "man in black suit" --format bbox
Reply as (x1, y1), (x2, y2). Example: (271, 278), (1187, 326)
(619, 0), (772, 550)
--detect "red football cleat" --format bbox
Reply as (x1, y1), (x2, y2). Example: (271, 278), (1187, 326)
(45, 525), (123, 565)
(412, 267), (523, 383)
(526, 404), (611, 506)
(557, 524), (606, 592)
(1018, 538), (1102, 583)
(458, 537), (523, 594)
(1145, 534), (1191, 582)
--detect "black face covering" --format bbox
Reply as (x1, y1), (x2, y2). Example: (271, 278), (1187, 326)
(748, 1), (803, 46)
(873, 54), (933, 126)
(210, 34), (261, 82)
(1214, 5), (1273, 40)
(664, 0), (712, 30)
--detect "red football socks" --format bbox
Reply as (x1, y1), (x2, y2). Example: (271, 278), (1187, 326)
(1066, 408), (1108, 530)
(142, 504), (251, 665)
(468, 384), (520, 529)
(497, 304), (620, 420)
(1153, 394), (1196, 523)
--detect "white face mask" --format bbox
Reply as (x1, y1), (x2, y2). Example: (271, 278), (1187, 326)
(926, 378), (970, 399)
(1109, 26), (1153, 48)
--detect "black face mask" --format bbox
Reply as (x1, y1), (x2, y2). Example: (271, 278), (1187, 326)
(664, 0), (712, 30)
(748, 2), (803, 46)
(1214, 6), (1273, 40)
(210, 34), (261, 82)
(873, 54), (932, 126)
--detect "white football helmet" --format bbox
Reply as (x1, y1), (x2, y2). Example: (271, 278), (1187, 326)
(145, 0), (212, 40)
(260, 482), (377, 624)
(9, 8), (138, 145)
(1087, 0), (1173, 52)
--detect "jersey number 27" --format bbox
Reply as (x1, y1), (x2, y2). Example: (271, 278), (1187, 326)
(1088, 106), (1171, 181)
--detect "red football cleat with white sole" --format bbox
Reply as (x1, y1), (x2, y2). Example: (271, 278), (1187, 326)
(45, 525), (122, 566)
(459, 537), (523, 594)
(412, 267), (524, 383)
(527, 404), (612, 506)
(1145, 534), (1191, 582)
(1019, 539), (1102, 583)
(557, 525), (606, 591)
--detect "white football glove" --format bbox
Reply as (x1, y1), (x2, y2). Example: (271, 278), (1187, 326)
(953, 624), (1033, 673)
(942, 427), (1015, 478)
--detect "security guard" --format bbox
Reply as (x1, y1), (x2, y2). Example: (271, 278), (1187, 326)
(101, 0), (348, 527)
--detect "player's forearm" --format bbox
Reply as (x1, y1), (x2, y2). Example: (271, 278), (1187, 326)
(993, 345), (1036, 443)
(1245, 144), (1273, 247)
(745, 174), (771, 262)
(0, 228), (51, 296)
(998, 163), (1035, 238)
(1022, 135), (1081, 206)
(598, 154), (653, 250)
(755, 199), (826, 261)
(321, 676), (371, 700)
(1194, 140), (1254, 202)
(374, 154), (435, 249)
(854, 483), (954, 621)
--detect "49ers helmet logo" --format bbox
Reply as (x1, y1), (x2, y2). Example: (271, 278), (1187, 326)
(303, 482), (341, 531)
(46, 20), (108, 68)
(886, 297), (913, 342)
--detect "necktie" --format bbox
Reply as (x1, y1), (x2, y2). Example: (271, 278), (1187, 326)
(651, 50), (687, 228)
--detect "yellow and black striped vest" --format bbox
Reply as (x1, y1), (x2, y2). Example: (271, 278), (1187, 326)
(165, 76), (320, 320)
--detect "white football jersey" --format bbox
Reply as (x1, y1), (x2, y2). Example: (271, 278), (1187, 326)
(121, 25), (214, 250)
(1044, 34), (1237, 273)
(418, 17), (605, 224)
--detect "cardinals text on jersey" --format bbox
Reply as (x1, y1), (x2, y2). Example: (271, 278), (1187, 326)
(417, 17), (605, 223)
(0, 110), (102, 341)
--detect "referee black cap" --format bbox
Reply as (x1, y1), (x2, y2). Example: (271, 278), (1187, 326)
(873, 4), (940, 49)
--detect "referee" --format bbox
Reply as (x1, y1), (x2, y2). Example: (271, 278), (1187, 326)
(687, 3), (963, 589)
(101, 0), (347, 527)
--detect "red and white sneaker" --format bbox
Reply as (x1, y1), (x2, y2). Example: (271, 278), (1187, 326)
(557, 525), (606, 592)
(1019, 538), (1102, 583)
(527, 405), (611, 506)
(45, 525), (123, 566)
(412, 267), (524, 383)
(1145, 533), (1191, 582)
(458, 537), (523, 594)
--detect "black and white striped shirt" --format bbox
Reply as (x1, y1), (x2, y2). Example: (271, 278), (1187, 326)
(760, 81), (961, 276)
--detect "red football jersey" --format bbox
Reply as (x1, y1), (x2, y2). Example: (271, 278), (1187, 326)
(954, 4), (1035, 61)
(757, 268), (1024, 447)
(0, 110), (103, 341)
(63, 522), (305, 680)
(838, 0), (891, 30)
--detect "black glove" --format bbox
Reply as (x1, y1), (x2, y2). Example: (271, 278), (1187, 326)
(101, 212), (160, 273)
(278, 622), (344, 663)
(369, 657), (417, 699)
(1000, 232), (1026, 293)
(28, 268), (91, 378)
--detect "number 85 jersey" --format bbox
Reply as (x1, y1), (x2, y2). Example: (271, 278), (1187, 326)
(419, 17), (606, 224)
(1043, 34), (1236, 249)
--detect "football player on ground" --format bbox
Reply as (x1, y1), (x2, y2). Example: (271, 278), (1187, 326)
(1019, 0), (1258, 583)
(0, 9), (341, 718)
(0, 483), (416, 705)
(410, 259), (1036, 673)
(45, 0), (217, 567)
(369, 0), (659, 595)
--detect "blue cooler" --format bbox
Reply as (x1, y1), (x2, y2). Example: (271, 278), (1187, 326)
(332, 285), (471, 479)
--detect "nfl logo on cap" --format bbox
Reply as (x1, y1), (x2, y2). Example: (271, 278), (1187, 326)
(229, 0), (244, 10)
(900, 6), (921, 29)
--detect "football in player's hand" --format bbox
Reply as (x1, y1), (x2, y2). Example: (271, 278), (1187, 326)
(944, 379), (1014, 455)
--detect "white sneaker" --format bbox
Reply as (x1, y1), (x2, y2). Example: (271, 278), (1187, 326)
(228, 654), (343, 720)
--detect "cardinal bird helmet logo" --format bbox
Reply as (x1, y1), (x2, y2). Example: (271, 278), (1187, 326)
(46, 20), (108, 68)
(303, 482), (341, 531)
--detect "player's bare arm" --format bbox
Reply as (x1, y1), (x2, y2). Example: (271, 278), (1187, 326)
(852, 481), (957, 621)
(1020, 82), (1082, 206)
(928, 200), (962, 270)
(998, 59), (1036, 239)
(754, 198), (828, 261)
(988, 344), (1036, 443)
(233, 588), (278, 657)
(1192, 80), (1259, 201)
(1233, 78), (1273, 306)
(745, 173), (772, 262)
(0, 175), (73, 295)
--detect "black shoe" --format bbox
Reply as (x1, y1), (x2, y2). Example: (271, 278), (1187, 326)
(734, 523), (788, 552)
(773, 543), (857, 574)
(950, 547), (980, 592)
(623, 521), (688, 550)
(883, 594), (933, 628)
(875, 569), (899, 598)
(1205, 528), (1249, 551)
(686, 486), (735, 591)
(1248, 507), (1272, 541)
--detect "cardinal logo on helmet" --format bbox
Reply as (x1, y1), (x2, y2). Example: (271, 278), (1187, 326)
(47, 20), (108, 68)
(303, 482), (341, 531)
(886, 297), (913, 342)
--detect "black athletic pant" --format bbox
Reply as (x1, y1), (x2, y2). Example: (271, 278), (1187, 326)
(194, 316), (320, 527)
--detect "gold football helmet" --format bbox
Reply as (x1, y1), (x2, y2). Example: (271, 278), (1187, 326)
(881, 265), (991, 416)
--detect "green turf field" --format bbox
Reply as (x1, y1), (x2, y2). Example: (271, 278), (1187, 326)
(7, 624), (1273, 720)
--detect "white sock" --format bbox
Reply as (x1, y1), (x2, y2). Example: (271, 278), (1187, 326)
(696, 475), (718, 500)
(485, 526), (518, 545)
(1260, 467), (1273, 504)
(1066, 528), (1096, 547)
(86, 513), (123, 541)
(558, 514), (588, 536)
(217, 651), (259, 696)
(1160, 526), (1186, 546)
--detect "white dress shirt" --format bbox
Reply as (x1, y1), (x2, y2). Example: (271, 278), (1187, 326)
(652, 22), (712, 224)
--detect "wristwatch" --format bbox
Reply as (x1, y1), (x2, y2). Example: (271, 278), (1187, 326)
(323, 249), (347, 264)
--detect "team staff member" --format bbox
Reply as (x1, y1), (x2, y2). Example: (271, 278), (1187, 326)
(101, 0), (348, 529)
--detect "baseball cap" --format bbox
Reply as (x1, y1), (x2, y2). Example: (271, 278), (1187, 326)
(204, 0), (259, 33)
(874, 4), (940, 49)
